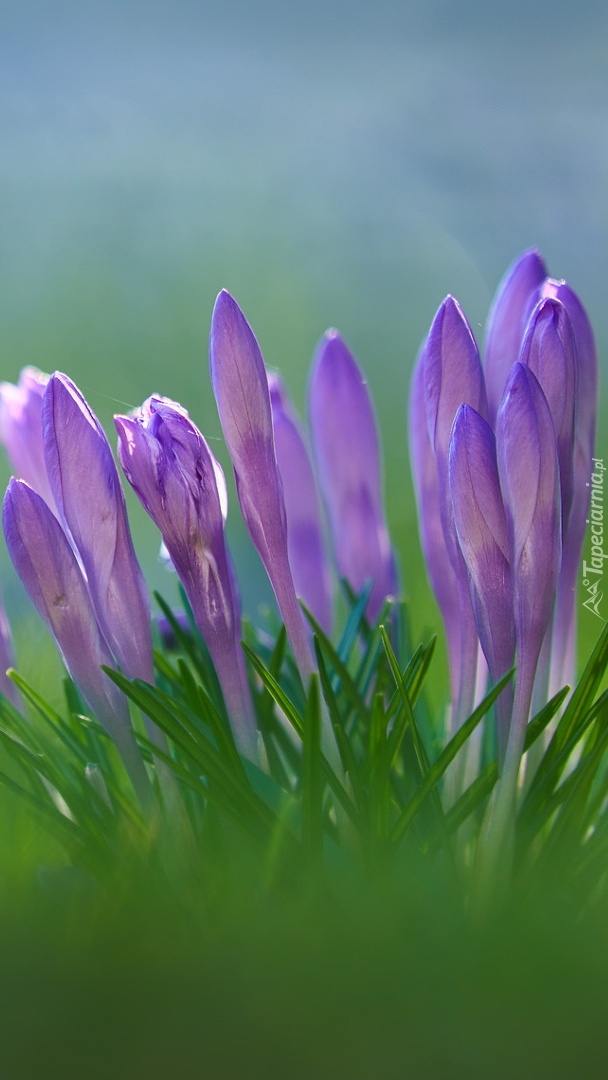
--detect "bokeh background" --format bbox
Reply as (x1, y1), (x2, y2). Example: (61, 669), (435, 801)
(2, 0), (607, 702)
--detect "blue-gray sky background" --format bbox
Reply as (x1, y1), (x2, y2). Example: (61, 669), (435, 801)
(2, 0), (606, 692)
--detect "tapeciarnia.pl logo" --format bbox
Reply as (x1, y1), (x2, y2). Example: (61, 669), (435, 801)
(582, 457), (606, 619)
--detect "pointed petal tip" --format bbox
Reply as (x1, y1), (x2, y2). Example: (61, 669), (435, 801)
(440, 294), (463, 315)
(313, 328), (354, 368)
(215, 287), (233, 303)
(519, 246), (545, 262)
(212, 287), (243, 320)
(430, 294), (469, 335)
(502, 248), (547, 280)
(210, 288), (240, 333)
(267, 371), (286, 410)
(453, 401), (471, 428)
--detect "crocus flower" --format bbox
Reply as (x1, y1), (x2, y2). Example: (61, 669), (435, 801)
(42, 373), (154, 687)
(115, 395), (257, 760)
(416, 295), (488, 729)
(0, 367), (56, 512)
(519, 297), (577, 529)
(540, 279), (597, 696)
(496, 363), (561, 778)
(449, 405), (514, 759)
(209, 290), (315, 687)
(268, 373), (332, 633)
(308, 330), (397, 623)
(477, 361), (563, 859)
(541, 278), (596, 464)
(409, 355), (462, 701)
(3, 479), (149, 798)
(483, 249), (548, 424)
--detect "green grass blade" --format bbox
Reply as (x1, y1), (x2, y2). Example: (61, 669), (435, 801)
(244, 642), (360, 827)
(391, 670), (514, 845)
(301, 675), (324, 867)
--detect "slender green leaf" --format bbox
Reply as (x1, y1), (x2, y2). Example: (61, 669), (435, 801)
(391, 670), (514, 844)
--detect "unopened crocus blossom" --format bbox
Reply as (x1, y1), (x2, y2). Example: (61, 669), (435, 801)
(519, 297), (577, 529)
(2, 479), (149, 798)
(0, 367), (56, 512)
(308, 330), (397, 623)
(43, 373), (154, 687)
(541, 278), (597, 464)
(411, 252), (598, 829)
(409, 356), (462, 700)
(209, 289), (315, 687)
(541, 278), (598, 696)
(496, 363), (561, 782)
(477, 362), (563, 861)
(449, 405), (514, 758)
(115, 395), (257, 760)
(268, 374), (332, 633)
(416, 296), (488, 728)
(484, 249), (548, 424)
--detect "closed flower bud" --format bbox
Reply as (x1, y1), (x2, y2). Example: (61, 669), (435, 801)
(519, 297), (577, 529)
(268, 373), (332, 633)
(449, 405), (515, 757)
(115, 396), (257, 759)
(308, 330), (397, 622)
(0, 367), (56, 512)
(2, 479), (147, 794)
(209, 289), (315, 686)
(484, 249), (547, 423)
(43, 373), (153, 686)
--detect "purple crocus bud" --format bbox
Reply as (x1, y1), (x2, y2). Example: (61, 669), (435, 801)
(449, 405), (515, 758)
(541, 278), (596, 461)
(209, 290), (315, 686)
(540, 279), (598, 694)
(0, 367), (56, 512)
(308, 330), (397, 622)
(418, 296), (488, 728)
(408, 354), (462, 700)
(483, 249), (548, 424)
(423, 296), (489, 464)
(43, 373), (153, 686)
(115, 395), (257, 760)
(519, 297), (577, 528)
(3, 479), (148, 796)
(268, 374), (332, 633)
(496, 364), (561, 772)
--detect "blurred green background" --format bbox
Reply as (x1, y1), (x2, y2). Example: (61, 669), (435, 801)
(1, 0), (606, 702)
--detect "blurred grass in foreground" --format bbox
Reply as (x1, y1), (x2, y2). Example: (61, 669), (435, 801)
(0, 591), (606, 1078)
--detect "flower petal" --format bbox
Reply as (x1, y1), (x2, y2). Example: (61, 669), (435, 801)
(308, 329), (396, 620)
(0, 367), (56, 512)
(519, 297), (577, 527)
(449, 404), (514, 684)
(484, 249), (547, 422)
(2, 479), (132, 741)
(116, 396), (257, 758)
(43, 373), (153, 683)
(269, 373), (332, 633)
(496, 363), (561, 654)
(209, 290), (314, 684)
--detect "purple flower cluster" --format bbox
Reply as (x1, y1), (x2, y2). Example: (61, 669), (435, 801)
(410, 250), (596, 781)
(0, 252), (596, 800)
(0, 373), (154, 795)
(0, 294), (395, 764)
